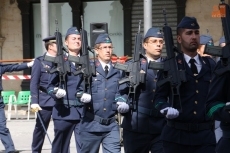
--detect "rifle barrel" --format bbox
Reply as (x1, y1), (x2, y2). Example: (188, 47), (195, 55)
(0, 59), (33, 62)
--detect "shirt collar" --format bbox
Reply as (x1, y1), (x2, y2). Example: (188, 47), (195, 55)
(184, 53), (200, 65)
(98, 59), (111, 70)
(46, 52), (55, 57)
(146, 55), (161, 63)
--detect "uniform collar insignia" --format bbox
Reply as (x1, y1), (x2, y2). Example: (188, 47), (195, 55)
(96, 61), (100, 66)
(141, 59), (147, 63)
(178, 59), (182, 64)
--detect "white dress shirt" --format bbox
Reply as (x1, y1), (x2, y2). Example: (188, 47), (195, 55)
(98, 59), (111, 71)
(184, 53), (202, 73)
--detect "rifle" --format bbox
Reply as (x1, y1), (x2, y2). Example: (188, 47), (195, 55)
(204, 0), (230, 76)
(149, 9), (186, 112)
(44, 20), (70, 90)
(114, 20), (146, 110)
(0, 59), (33, 63)
(68, 15), (96, 95)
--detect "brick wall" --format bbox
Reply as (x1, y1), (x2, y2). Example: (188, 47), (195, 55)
(186, 0), (224, 45)
(1, 0), (23, 92)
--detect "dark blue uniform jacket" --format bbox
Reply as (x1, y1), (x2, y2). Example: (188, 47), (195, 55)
(80, 60), (126, 132)
(155, 53), (216, 145)
(121, 58), (166, 134)
(206, 60), (230, 136)
(0, 63), (28, 108)
(47, 60), (84, 120)
(30, 54), (55, 107)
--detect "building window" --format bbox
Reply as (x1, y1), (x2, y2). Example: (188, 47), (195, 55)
(83, 0), (124, 56)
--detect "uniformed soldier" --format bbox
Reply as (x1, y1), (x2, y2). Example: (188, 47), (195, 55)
(212, 36), (226, 144)
(47, 27), (91, 153)
(197, 34), (220, 62)
(205, 36), (229, 153)
(197, 34), (214, 57)
(121, 27), (165, 153)
(154, 16), (216, 153)
(30, 36), (57, 153)
(79, 33), (128, 153)
(0, 59), (34, 153)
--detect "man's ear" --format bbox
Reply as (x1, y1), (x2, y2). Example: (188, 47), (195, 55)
(177, 35), (182, 44)
(64, 40), (68, 46)
(95, 49), (99, 55)
(143, 43), (148, 50)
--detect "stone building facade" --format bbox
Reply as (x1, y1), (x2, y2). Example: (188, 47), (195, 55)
(0, 0), (228, 92)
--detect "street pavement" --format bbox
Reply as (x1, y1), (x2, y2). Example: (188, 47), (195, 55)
(0, 110), (125, 153)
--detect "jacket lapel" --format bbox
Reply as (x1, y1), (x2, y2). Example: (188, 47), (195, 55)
(196, 56), (209, 79)
(106, 63), (118, 78)
(95, 60), (107, 78)
(176, 54), (194, 77)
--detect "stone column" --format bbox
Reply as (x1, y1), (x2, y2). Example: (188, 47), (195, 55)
(0, 4), (6, 60)
(41, 0), (49, 53)
(69, 0), (82, 29)
(17, 0), (32, 90)
(144, 0), (152, 35)
(120, 0), (133, 56)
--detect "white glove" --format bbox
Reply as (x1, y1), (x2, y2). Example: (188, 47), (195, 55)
(117, 102), (129, 113)
(27, 60), (34, 67)
(55, 89), (66, 98)
(160, 107), (179, 119)
(80, 93), (91, 103)
(31, 104), (42, 112)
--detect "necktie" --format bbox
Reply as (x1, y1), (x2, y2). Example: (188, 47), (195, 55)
(189, 59), (198, 75)
(104, 65), (109, 76)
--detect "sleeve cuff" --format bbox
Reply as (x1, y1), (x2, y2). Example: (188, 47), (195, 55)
(115, 96), (126, 102)
(207, 102), (225, 118)
(155, 101), (170, 110)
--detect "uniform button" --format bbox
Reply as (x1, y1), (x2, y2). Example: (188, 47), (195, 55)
(194, 111), (197, 114)
(154, 79), (157, 82)
(195, 101), (198, 104)
(195, 80), (198, 83)
(103, 108), (106, 111)
(196, 90), (199, 93)
(153, 89), (155, 92)
(104, 98), (106, 101)
(105, 88), (107, 91)
(210, 80), (212, 83)
(88, 107), (90, 110)
(151, 100), (153, 103)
